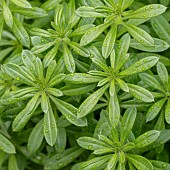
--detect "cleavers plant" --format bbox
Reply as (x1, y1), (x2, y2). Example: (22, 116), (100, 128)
(0, 0), (170, 170)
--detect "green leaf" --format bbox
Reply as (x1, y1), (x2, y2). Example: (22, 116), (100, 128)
(12, 17), (30, 48)
(47, 73), (66, 87)
(165, 98), (170, 124)
(77, 136), (111, 151)
(124, 4), (167, 19)
(31, 41), (56, 54)
(122, 23), (154, 46)
(28, 119), (44, 154)
(2, 0), (13, 28)
(119, 56), (159, 76)
(121, 0), (134, 10)
(0, 15), (4, 40)
(44, 147), (84, 170)
(157, 62), (169, 88)
(0, 134), (15, 154)
(109, 79), (115, 96)
(115, 33), (131, 71)
(76, 6), (107, 18)
(109, 93), (120, 126)
(70, 24), (95, 37)
(35, 57), (44, 81)
(10, 0), (32, 8)
(11, 7), (47, 18)
(46, 88), (63, 97)
(130, 38), (169, 52)
(77, 83), (109, 118)
(22, 50), (36, 71)
(50, 96), (87, 126)
(4, 64), (36, 86)
(139, 73), (165, 93)
(64, 73), (102, 84)
(146, 98), (167, 122)
(73, 155), (112, 170)
(80, 22), (111, 46)
(0, 47), (15, 62)
(55, 128), (66, 153)
(150, 160), (170, 170)
(12, 93), (40, 131)
(43, 44), (60, 67)
(122, 142), (135, 152)
(61, 84), (95, 96)
(8, 155), (19, 170)
(102, 24), (117, 59)
(133, 130), (160, 148)
(116, 78), (129, 92)
(120, 107), (136, 144)
(127, 154), (153, 170)
(107, 154), (118, 170)
(30, 28), (51, 37)
(66, 41), (90, 57)
(41, 0), (62, 11)
(127, 84), (154, 102)
(63, 43), (75, 73)
(44, 99), (57, 146)
(41, 91), (49, 113)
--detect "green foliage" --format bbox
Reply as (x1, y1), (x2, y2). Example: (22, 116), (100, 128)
(0, 0), (170, 169)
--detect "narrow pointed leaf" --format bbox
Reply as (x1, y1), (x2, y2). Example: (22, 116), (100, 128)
(130, 38), (169, 52)
(80, 22), (111, 46)
(107, 154), (118, 170)
(12, 93), (40, 131)
(50, 96), (87, 126)
(66, 41), (90, 57)
(151, 15), (170, 44)
(139, 73), (165, 92)
(10, 0), (32, 8)
(127, 84), (154, 102)
(44, 100), (57, 146)
(119, 56), (159, 76)
(146, 98), (166, 122)
(127, 154), (153, 170)
(165, 98), (170, 124)
(12, 17), (30, 48)
(102, 24), (117, 59)
(63, 43), (75, 73)
(120, 107), (136, 144)
(109, 93), (120, 126)
(157, 62), (169, 87)
(11, 7), (47, 18)
(43, 43), (60, 68)
(116, 78), (129, 92)
(76, 6), (107, 18)
(8, 154), (19, 170)
(77, 83), (109, 118)
(115, 33), (131, 71)
(2, 0), (13, 28)
(124, 4), (167, 19)
(123, 23), (154, 46)
(133, 130), (160, 148)
(28, 119), (44, 154)
(0, 134), (15, 154)
(64, 73), (102, 84)
(77, 136), (110, 151)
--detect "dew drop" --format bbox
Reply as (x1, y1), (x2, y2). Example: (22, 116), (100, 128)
(162, 163), (167, 168)
(16, 77), (20, 81)
(45, 129), (48, 133)
(103, 44), (107, 47)
(58, 162), (64, 167)
(23, 55), (26, 59)
(147, 139), (151, 142)
(144, 133), (148, 136)
(88, 145), (93, 149)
